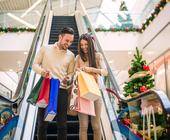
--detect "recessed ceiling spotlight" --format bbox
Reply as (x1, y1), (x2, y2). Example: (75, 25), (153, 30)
(9, 69), (13, 72)
(17, 60), (21, 64)
(24, 52), (28, 55)
(109, 60), (114, 64)
(146, 51), (154, 55)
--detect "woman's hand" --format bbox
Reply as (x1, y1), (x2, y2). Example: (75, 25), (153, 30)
(81, 66), (93, 73)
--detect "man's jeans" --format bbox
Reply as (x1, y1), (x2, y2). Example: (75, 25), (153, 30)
(37, 88), (68, 140)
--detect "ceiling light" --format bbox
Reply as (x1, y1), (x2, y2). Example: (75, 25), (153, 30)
(128, 51), (132, 55)
(21, 0), (43, 18)
(7, 13), (36, 29)
(146, 51), (154, 55)
(109, 60), (114, 64)
(17, 61), (21, 64)
(24, 52), (28, 55)
(9, 69), (13, 72)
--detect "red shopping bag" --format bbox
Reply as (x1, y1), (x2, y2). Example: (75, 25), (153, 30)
(76, 88), (96, 116)
(36, 78), (50, 108)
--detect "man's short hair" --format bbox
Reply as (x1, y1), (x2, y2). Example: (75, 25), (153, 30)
(59, 27), (74, 35)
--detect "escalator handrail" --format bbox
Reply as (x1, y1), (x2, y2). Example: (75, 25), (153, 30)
(0, 0), (49, 104)
(106, 88), (170, 114)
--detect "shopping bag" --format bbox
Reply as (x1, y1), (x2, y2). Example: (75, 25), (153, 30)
(67, 72), (79, 116)
(76, 87), (96, 116)
(26, 77), (43, 105)
(78, 71), (101, 101)
(76, 97), (96, 116)
(67, 91), (78, 116)
(36, 78), (50, 108)
(44, 78), (60, 121)
(97, 76), (105, 90)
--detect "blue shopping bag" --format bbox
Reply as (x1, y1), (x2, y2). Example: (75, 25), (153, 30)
(44, 78), (60, 121)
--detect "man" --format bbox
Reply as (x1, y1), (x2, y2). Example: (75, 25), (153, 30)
(32, 27), (75, 140)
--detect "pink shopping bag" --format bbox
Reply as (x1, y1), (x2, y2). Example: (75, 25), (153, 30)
(76, 88), (95, 116)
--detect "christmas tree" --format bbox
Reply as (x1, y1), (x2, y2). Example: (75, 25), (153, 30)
(115, 1), (133, 30)
(123, 47), (154, 97)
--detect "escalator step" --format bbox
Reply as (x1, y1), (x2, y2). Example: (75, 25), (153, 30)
(34, 134), (93, 140)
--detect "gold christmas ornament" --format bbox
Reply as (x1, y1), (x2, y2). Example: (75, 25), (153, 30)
(159, 7), (163, 10)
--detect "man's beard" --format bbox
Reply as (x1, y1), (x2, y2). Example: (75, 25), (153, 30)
(58, 42), (67, 50)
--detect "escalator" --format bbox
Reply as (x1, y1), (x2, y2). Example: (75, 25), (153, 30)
(0, 0), (170, 140)
(48, 16), (78, 56)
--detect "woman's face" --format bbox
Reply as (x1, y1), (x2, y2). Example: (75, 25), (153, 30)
(80, 39), (88, 54)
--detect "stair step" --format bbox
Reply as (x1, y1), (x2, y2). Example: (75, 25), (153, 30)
(34, 134), (93, 140)
(46, 120), (93, 134)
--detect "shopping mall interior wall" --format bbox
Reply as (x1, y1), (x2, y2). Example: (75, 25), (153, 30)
(96, 32), (140, 51)
(138, 3), (170, 63)
(0, 32), (34, 51)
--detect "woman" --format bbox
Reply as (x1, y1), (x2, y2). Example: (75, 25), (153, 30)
(75, 33), (108, 140)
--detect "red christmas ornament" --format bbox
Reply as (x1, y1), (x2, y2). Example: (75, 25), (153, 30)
(122, 118), (131, 126)
(125, 27), (129, 32)
(143, 65), (150, 71)
(136, 131), (143, 138)
(140, 86), (147, 92)
(110, 28), (114, 31)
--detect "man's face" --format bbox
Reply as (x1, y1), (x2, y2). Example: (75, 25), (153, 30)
(58, 34), (74, 50)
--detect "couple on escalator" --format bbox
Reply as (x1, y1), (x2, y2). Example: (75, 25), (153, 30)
(32, 27), (108, 140)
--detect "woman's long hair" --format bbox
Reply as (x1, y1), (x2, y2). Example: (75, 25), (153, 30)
(78, 33), (97, 68)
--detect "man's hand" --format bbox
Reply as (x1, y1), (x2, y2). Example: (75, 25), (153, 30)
(61, 76), (70, 88)
(41, 69), (52, 79)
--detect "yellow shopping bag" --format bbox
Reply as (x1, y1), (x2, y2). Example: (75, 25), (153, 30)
(78, 71), (101, 101)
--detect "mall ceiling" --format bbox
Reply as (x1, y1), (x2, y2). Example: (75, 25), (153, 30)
(0, 0), (103, 12)
(0, 0), (40, 11)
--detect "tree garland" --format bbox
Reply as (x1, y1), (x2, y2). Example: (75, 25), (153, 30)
(0, 27), (36, 33)
(93, 0), (168, 33)
(94, 27), (140, 32)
